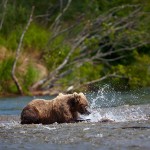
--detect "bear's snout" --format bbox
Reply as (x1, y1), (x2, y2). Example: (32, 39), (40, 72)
(84, 106), (91, 115)
(79, 106), (91, 115)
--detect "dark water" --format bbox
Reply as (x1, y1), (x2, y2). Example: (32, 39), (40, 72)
(0, 86), (150, 150)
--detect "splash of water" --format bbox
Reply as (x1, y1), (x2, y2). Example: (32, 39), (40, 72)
(87, 84), (125, 109)
(90, 85), (109, 109)
(85, 106), (148, 123)
(84, 85), (149, 123)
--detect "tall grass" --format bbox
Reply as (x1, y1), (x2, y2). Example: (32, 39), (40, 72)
(24, 23), (49, 50)
(23, 63), (39, 92)
(0, 56), (18, 94)
(0, 23), (49, 51)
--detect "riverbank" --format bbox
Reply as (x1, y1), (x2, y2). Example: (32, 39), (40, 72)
(1, 1), (150, 98)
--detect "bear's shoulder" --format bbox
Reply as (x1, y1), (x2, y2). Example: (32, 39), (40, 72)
(28, 99), (50, 106)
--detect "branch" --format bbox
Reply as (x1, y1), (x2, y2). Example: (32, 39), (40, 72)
(59, 0), (63, 12)
(100, 42), (149, 58)
(0, 0), (8, 31)
(71, 6), (147, 65)
(35, 14), (50, 19)
(31, 4), (148, 92)
(49, 5), (142, 79)
(31, 33), (89, 90)
(11, 6), (34, 95)
(104, 4), (140, 16)
(72, 41), (148, 65)
(84, 73), (127, 85)
(52, 34), (89, 73)
(50, 0), (72, 31)
(46, 23), (78, 48)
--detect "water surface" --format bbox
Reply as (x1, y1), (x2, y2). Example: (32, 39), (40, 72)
(0, 87), (150, 150)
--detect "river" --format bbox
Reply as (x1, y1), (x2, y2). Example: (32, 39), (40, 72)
(0, 86), (150, 150)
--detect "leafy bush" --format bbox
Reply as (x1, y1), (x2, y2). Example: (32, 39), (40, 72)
(5, 28), (22, 51)
(1, 3), (28, 35)
(112, 53), (150, 88)
(23, 63), (39, 92)
(44, 34), (70, 70)
(58, 62), (104, 89)
(0, 23), (49, 51)
(24, 23), (49, 50)
(0, 56), (18, 93)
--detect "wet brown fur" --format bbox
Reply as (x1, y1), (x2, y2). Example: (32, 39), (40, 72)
(21, 92), (90, 124)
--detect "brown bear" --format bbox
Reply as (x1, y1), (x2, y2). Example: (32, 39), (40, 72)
(21, 92), (90, 124)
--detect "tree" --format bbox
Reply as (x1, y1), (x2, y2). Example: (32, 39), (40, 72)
(11, 6), (34, 95)
(31, 3), (150, 92)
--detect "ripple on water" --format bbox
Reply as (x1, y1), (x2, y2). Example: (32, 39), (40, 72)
(0, 87), (150, 149)
(0, 115), (150, 149)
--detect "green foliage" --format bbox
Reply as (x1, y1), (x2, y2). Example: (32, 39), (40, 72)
(0, 36), (6, 46)
(84, 37), (99, 51)
(63, 0), (100, 20)
(22, 63), (39, 92)
(0, 57), (13, 80)
(0, 56), (40, 94)
(59, 62), (103, 88)
(0, 23), (49, 51)
(0, 0), (150, 95)
(0, 25), (23, 51)
(1, 3), (28, 35)
(77, 62), (103, 82)
(44, 35), (70, 70)
(0, 56), (17, 93)
(112, 53), (150, 88)
(5, 28), (22, 51)
(24, 23), (49, 50)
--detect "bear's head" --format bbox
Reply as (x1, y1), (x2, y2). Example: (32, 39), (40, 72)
(69, 92), (91, 115)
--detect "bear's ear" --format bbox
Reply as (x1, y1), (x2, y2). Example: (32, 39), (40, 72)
(58, 93), (64, 96)
(79, 92), (84, 97)
(73, 92), (80, 101)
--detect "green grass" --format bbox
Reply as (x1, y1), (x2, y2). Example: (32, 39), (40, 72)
(24, 23), (49, 50)
(22, 63), (40, 92)
(0, 56), (17, 93)
(0, 23), (49, 51)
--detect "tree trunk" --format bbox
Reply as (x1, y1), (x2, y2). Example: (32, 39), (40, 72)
(11, 6), (34, 95)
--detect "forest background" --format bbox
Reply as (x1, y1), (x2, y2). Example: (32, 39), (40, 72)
(0, 0), (150, 96)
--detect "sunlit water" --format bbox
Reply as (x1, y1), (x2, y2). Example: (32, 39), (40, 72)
(0, 86), (150, 149)
(83, 85), (150, 122)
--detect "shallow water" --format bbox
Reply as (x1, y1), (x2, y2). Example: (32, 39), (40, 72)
(0, 87), (150, 149)
(0, 104), (150, 150)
